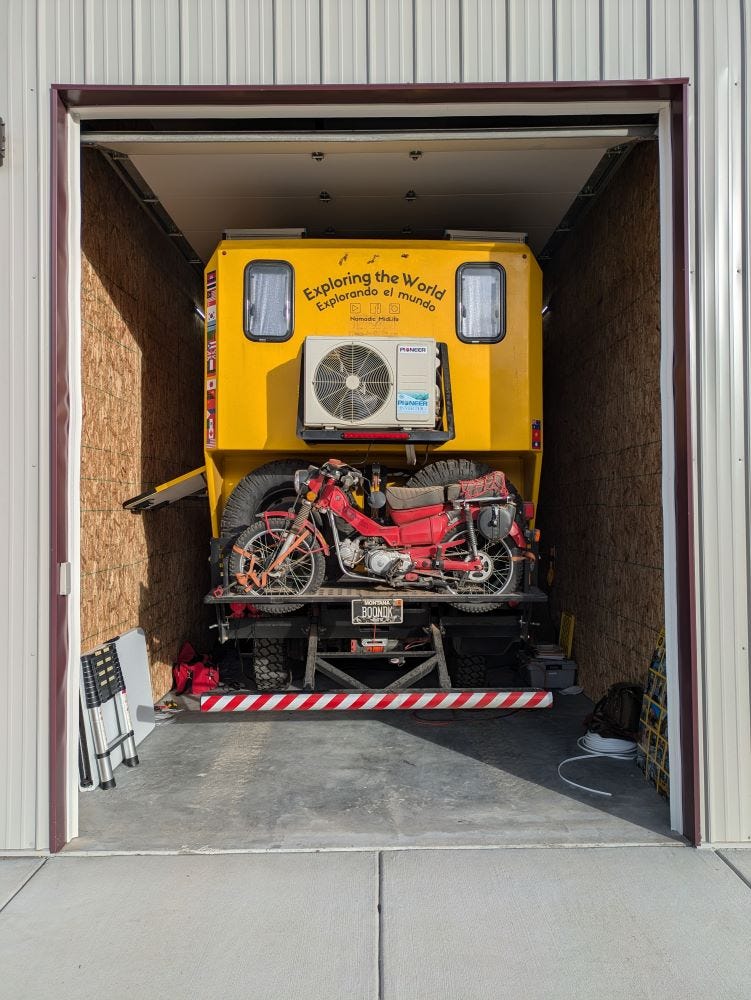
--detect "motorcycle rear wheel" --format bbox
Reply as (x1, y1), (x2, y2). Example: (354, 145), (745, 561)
(442, 527), (522, 614)
(228, 517), (326, 615)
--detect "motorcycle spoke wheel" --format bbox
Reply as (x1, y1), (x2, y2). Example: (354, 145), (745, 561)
(443, 530), (517, 597)
(229, 519), (325, 602)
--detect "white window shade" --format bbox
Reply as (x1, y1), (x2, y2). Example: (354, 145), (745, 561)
(457, 263), (505, 343)
(244, 261), (293, 340)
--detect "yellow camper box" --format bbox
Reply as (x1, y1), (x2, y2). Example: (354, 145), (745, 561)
(195, 237), (542, 536)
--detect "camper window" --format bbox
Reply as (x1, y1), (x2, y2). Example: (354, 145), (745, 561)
(456, 263), (506, 343)
(244, 260), (294, 341)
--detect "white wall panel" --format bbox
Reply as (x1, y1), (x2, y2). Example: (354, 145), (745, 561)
(554, 0), (601, 81)
(649, 0), (695, 79)
(601, 0), (649, 79)
(367, 0), (414, 83)
(178, 0), (229, 84)
(83, 0), (134, 84)
(0, 0), (47, 851)
(507, 0), (555, 82)
(321, 0), (367, 84)
(46, 0), (86, 81)
(133, 0), (182, 84)
(461, 0), (508, 83)
(414, 0), (461, 82)
(2, 0), (751, 847)
(226, 0), (275, 84)
(693, 0), (751, 844)
(274, 0), (321, 83)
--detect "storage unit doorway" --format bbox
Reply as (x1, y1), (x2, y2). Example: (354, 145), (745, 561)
(50, 82), (693, 851)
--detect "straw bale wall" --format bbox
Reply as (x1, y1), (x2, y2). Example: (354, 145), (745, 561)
(538, 141), (663, 700)
(80, 149), (209, 699)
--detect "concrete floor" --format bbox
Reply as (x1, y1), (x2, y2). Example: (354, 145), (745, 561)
(70, 695), (674, 852)
(3, 845), (751, 999)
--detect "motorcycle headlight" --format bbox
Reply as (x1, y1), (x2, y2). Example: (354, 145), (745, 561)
(294, 469), (308, 493)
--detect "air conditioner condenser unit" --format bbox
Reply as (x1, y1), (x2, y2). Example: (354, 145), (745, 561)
(303, 337), (438, 430)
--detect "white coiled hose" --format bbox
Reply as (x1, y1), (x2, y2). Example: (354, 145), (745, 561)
(557, 731), (638, 797)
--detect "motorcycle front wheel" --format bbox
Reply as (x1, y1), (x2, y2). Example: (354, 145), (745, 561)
(442, 527), (522, 614)
(228, 517), (326, 615)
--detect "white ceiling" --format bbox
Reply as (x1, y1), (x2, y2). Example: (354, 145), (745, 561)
(99, 132), (633, 261)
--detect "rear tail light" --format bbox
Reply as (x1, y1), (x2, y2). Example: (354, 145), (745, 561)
(523, 501), (535, 521)
(341, 431), (410, 441)
(532, 419), (542, 450)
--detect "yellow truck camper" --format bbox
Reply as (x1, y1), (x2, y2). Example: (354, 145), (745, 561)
(199, 236), (543, 536)
(126, 234), (547, 695)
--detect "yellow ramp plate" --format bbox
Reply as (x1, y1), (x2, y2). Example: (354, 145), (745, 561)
(123, 467), (206, 512)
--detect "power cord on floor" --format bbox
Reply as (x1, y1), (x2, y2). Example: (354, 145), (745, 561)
(410, 708), (523, 726)
(557, 731), (638, 797)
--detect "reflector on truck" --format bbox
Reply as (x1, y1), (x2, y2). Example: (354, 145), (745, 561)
(123, 467), (207, 512)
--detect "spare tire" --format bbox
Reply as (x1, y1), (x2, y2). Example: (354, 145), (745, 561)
(405, 458), (491, 490)
(406, 458), (523, 514)
(221, 460), (303, 538)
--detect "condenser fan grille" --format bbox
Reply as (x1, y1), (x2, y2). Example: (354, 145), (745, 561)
(313, 344), (392, 422)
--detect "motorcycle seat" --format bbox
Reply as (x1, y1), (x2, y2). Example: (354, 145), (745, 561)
(385, 484), (461, 510)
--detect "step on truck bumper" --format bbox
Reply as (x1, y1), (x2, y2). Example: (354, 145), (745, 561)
(200, 689), (553, 712)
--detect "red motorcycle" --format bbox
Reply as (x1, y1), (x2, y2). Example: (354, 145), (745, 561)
(228, 459), (527, 612)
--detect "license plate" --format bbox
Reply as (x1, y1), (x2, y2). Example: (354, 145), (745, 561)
(351, 598), (404, 625)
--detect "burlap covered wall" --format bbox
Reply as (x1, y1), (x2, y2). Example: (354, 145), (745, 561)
(538, 141), (663, 700)
(80, 149), (210, 700)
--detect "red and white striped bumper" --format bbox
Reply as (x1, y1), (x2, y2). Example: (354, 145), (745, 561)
(200, 689), (553, 712)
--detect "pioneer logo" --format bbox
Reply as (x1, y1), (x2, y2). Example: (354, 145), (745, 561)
(398, 345), (429, 354)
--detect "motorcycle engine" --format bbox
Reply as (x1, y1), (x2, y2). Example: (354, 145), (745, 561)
(338, 537), (365, 568)
(364, 548), (412, 579)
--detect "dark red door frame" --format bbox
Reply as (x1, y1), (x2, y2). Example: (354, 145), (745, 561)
(49, 80), (696, 851)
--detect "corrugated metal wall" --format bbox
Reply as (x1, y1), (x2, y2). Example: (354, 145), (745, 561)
(1, 0), (749, 847)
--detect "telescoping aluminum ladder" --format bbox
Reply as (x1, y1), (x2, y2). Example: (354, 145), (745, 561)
(200, 621), (553, 713)
(80, 642), (140, 788)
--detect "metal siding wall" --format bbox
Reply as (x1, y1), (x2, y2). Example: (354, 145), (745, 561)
(368, 0), (414, 83)
(0, 0), (46, 850)
(650, 0), (695, 78)
(178, 0), (229, 84)
(694, 0), (751, 843)
(461, 0), (508, 83)
(274, 0), (322, 83)
(321, 0), (367, 83)
(83, 0), (134, 84)
(554, 0), (602, 81)
(0, 0), (748, 847)
(414, 0), (461, 82)
(507, 0), (555, 82)
(133, 0), (182, 84)
(601, 0), (649, 79)
(227, 0), (276, 84)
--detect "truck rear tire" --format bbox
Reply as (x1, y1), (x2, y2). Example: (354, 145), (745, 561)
(221, 460), (302, 537)
(253, 637), (289, 691)
(453, 655), (487, 687)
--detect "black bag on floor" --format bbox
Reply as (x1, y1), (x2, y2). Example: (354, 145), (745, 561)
(585, 682), (643, 740)
(216, 647), (248, 690)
